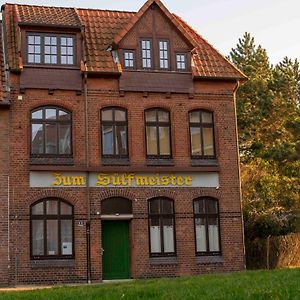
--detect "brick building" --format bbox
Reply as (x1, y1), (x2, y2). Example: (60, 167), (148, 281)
(0, 0), (246, 285)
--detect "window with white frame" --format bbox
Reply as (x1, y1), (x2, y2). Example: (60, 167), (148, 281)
(141, 40), (152, 68)
(159, 41), (169, 69)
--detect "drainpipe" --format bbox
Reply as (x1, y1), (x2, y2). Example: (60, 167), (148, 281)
(233, 80), (246, 269)
(81, 22), (91, 284)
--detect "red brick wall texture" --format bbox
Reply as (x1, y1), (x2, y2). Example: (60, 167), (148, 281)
(0, 74), (245, 284)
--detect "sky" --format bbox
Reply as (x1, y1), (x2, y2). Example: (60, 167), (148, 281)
(1, 0), (299, 65)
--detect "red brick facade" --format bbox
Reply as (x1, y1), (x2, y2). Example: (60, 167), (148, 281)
(0, 0), (246, 285)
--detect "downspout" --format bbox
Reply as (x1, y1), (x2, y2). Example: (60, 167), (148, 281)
(1, 7), (11, 279)
(81, 23), (91, 284)
(233, 80), (246, 269)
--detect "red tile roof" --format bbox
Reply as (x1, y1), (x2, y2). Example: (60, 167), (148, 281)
(2, 1), (246, 80)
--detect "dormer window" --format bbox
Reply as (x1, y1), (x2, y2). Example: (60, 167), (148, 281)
(141, 40), (152, 68)
(27, 33), (75, 65)
(176, 53), (186, 70)
(159, 41), (169, 69)
(123, 51), (134, 68)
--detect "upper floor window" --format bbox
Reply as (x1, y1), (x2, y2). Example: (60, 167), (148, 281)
(31, 198), (74, 259)
(145, 108), (171, 158)
(141, 40), (152, 68)
(27, 33), (75, 65)
(189, 110), (215, 158)
(176, 53), (186, 70)
(101, 107), (128, 158)
(159, 41), (169, 69)
(194, 197), (221, 255)
(123, 51), (135, 68)
(31, 106), (72, 156)
(149, 197), (175, 256)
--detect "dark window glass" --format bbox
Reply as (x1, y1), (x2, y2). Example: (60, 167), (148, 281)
(27, 33), (75, 65)
(189, 110), (215, 158)
(159, 41), (169, 69)
(149, 198), (175, 256)
(141, 40), (152, 68)
(194, 197), (221, 255)
(124, 51), (134, 68)
(101, 107), (128, 158)
(176, 53), (186, 70)
(145, 109), (171, 158)
(31, 107), (72, 156)
(31, 199), (74, 259)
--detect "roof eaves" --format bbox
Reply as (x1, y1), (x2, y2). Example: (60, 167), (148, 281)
(18, 22), (82, 29)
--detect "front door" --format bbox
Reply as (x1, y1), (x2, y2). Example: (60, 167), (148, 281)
(102, 220), (130, 280)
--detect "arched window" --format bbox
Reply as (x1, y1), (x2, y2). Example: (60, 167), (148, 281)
(30, 198), (74, 259)
(189, 110), (215, 158)
(148, 197), (175, 256)
(101, 107), (128, 157)
(145, 108), (171, 158)
(31, 106), (72, 156)
(194, 197), (221, 255)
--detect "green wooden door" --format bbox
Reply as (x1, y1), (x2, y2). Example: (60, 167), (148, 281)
(102, 221), (130, 280)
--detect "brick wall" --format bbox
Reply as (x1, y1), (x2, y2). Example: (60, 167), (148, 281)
(0, 109), (9, 285)
(1, 74), (245, 284)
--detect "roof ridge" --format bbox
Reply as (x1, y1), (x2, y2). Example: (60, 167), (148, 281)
(173, 14), (247, 79)
(5, 3), (137, 14)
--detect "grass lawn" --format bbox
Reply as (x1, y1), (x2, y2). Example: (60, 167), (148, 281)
(0, 268), (299, 300)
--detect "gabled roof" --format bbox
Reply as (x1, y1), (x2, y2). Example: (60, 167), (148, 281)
(1, 2), (246, 80)
(113, 0), (197, 49)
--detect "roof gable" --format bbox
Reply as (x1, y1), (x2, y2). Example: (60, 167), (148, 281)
(113, 0), (197, 49)
(1, 1), (246, 80)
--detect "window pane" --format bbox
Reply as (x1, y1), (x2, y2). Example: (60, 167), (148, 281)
(146, 126), (157, 155)
(102, 125), (114, 155)
(67, 56), (74, 65)
(208, 218), (220, 251)
(102, 109), (113, 121)
(61, 202), (72, 215)
(61, 220), (73, 255)
(158, 110), (169, 122)
(195, 218), (207, 252)
(203, 127), (214, 156)
(189, 111), (200, 123)
(194, 200), (205, 214)
(149, 199), (160, 214)
(28, 35), (34, 44)
(32, 220), (44, 256)
(145, 110), (156, 122)
(190, 127), (201, 156)
(46, 109), (56, 120)
(115, 126), (127, 155)
(150, 218), (161, 253)
(67, 38), (73, 46)
(159, 127), (170, 155)
(47, 220), (58, 255)
(32, 202), (44, 215)
(28, 54), (34, 63)
(59, 124), (71, 155)
(58, 110), (71, 120)
(61, 38), (67, 45)
(32, 124), (44, 154)
(115, 109), (126, 121)
(202, 111), (213, 123)
(163, 218), (174, 253)
(162, 200), (173, 214)
(46, 200), (58, 214)
(32, 110), (43, 119)
(206, 200), (218, 214)
(61, 56), (67, 64)
(45, 123), (57, 154)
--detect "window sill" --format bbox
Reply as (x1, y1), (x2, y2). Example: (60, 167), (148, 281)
(102, 158), (130, 166)
(30, 259), (75, 268)
(196, 255), (223, 264)
(146, 158), (174, 166)
(30, 157), (74, 165)
(191, 159), (218, 167)
(24, 64), (80, 70)
(150, 256), (178, 265)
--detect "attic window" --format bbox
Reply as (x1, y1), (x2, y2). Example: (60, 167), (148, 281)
(123, 51), (134, 68)
(141, 40), (152, 69)
(27, 33), (75, 66)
